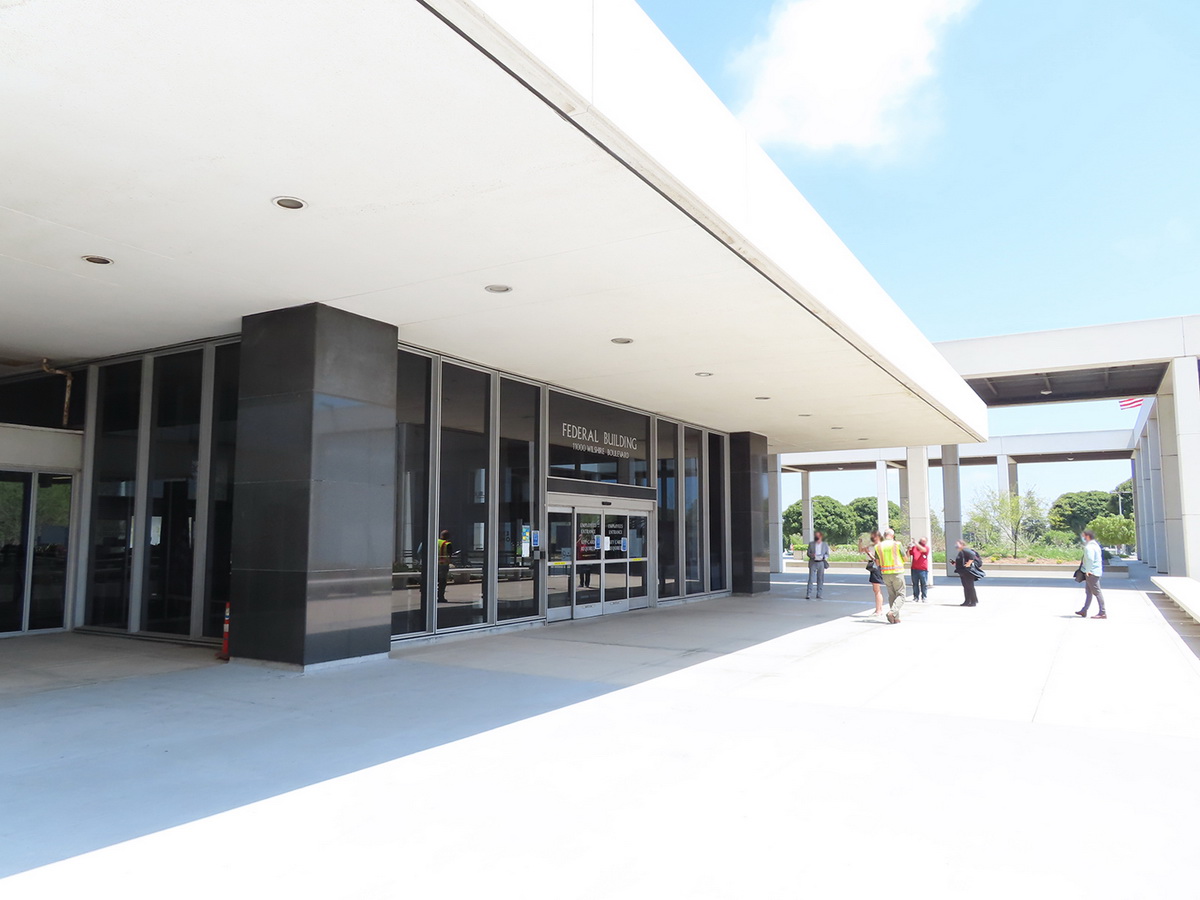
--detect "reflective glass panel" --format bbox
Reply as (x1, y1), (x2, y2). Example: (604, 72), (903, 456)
(393, 350), (431, 635)
(0, 369), (88, 429)
(604, 562), (627, 602)
(547, 511), (574, 611)
(29, 473), (72, 630)
(575, 512), (601, 606)
(203, 344), (238, 638)
(603, 515), (627, 559)
(548, 392), (649, 485)
(657, 421), (678, 598)
(628, 560), (647, 600)
(0, 471), (31, 632)
(498, 379), (538, 621)
(708, 433), (726, 592)
(86, 360), (142, 629)
(142, 351), (203, 634)
(436, 364), (488, 629)
(684, 427), (703, 594)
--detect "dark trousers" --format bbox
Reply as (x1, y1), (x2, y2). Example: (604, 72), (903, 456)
(911, 568), (928, 601)
(958, 572), (978, 606)
(1080, 574), (1105, 614)
(806, 562), (825, 598)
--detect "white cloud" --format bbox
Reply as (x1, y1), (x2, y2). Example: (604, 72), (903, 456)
(734, 0), (976, 153)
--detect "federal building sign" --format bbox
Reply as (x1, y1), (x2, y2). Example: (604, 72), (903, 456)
(549, 392), (649, 486)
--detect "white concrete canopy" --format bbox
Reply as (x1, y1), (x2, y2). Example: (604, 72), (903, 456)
(0, 0), (985, 453)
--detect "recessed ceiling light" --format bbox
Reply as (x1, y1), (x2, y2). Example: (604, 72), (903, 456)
(797, 413), (811, 417)
(754, 396), (770, 400)
(831, 426), (844, 430)
(858, 437), (869, 441)
(82, 255), (113, 265)
(273, 196), (306, 209)
(1067, 456), (1074, 461)
(610, 338), (633, 345)
(484, 284), (512, 293)
(695, 372), (713, 377)
(1040, 389), (1053, 395)
(837, 467), (844, 470)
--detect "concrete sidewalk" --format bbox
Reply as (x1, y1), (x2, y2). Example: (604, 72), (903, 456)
(3, 565), (1199, 898)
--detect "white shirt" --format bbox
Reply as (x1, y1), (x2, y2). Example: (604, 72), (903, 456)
(1081, 539), (1103, 576)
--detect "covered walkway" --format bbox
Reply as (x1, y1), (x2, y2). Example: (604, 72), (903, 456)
(3, 567), (1199, 897)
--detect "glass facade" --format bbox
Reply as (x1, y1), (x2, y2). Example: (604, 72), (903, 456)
(393, 350), (431, 635)
(0, 471), (31, 633)
(85, 360), (141, 629)
(548, 392), (649, 486)
(436, 364), (489, 629)
(683, 427), (703, 594)
(498, 379), (538, 621)
(657, 420), (678, 599)
(142, 351), (203, 635)
(0, 333), (733, 644)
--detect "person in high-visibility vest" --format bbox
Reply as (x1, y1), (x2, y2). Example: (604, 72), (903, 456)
(873, 527), (908, 624)
(437, 529), (453, 603)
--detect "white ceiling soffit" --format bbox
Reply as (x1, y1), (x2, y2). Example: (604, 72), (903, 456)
(0, 0), (985, 453)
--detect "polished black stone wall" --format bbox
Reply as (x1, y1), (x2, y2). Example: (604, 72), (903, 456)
(729, 432), (770, 594)
(230, 304), (397, 665)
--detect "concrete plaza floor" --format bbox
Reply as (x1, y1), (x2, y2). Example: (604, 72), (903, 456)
(3, 564), (1200, 898)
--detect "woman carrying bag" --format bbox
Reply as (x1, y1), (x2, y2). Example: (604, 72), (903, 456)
(953, 539), (983, 607)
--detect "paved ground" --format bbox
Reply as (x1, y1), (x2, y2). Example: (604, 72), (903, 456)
(3, 563), (1199, 898)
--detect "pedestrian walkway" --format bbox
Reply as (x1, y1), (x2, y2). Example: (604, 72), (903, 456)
(3, 565), (1199, 898)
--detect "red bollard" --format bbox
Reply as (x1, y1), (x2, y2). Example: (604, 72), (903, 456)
(217, 601), (230, 660)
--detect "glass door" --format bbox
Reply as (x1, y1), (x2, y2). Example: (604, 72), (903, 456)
(546, 508), (574, 622)
(545, 500), (654, 621)
(0, 470), (73, 634)
(573, 510), (603, 618)
(602, 513), (629, 615)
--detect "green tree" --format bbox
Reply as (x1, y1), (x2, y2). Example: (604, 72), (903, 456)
(1049, 490), (1111, 536)
(1108, 478), (1134, 518)
(968, 488), (1047, 558)
(782, 499), (805, 543)
(1087, 514), (1136, 549)
(811, 495), (857, 544)
(847, 497), (901, 537)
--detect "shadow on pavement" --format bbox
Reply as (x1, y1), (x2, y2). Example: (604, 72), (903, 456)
(1, 589), (848, 878)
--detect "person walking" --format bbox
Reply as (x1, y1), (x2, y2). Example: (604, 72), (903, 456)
(909, 537), (931, 602)
(860, 531), (884, 616)
(805, 530), (830, 599)
(953, 539), (982, 607)
(437, 529), (453, 603)
(1074, 529), (1107, 619)
(874, 528), (908, 624)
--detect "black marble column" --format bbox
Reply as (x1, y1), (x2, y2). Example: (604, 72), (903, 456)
(729, 432), (770, 594)
(230, 303), (397, 666)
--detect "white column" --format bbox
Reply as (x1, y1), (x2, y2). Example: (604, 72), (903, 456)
(1008, 458), (1019, 496)
(996, 453), (1011, 497)
(1158, 358), (1200, 577)
(942, 445), (962, 576)
(768, 453), (783, 574)
(906, 446), (933, 584)
(876, 459), (889, 531)
(1148, 408), (1168, 573)
(1138, 433), (1156, 566)
(801, 470), (814, 541)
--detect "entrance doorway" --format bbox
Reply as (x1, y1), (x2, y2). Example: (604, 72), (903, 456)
(546, 498), (652, 622)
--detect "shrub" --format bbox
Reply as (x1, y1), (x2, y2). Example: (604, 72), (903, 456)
(1042, 530), (1076, 547)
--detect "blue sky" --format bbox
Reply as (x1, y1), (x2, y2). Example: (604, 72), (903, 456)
(637, 0), (1197, 511)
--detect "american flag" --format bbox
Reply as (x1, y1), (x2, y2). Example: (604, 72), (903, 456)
(1119, 398), (1144, 410)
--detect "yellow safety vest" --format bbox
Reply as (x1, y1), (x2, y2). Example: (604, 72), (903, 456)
(438, 539), (451, 562)
(875, 540), (905, 575)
